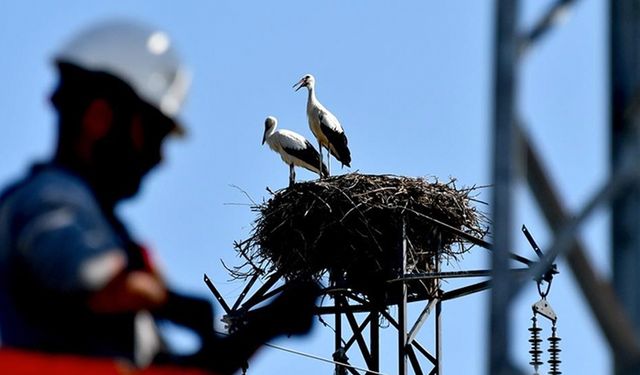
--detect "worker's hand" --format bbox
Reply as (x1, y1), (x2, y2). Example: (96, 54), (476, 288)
(88, 269), (168, 313)
(260, 280), (321, 337)
(154, 291), (214, 337)
(169, 281), (320, 374)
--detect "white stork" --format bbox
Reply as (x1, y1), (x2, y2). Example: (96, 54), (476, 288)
(262, 116), (328, 187)
(293, 74), (351, 175)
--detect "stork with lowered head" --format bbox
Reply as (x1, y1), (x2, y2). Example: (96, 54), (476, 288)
(262, 116), (328, 187)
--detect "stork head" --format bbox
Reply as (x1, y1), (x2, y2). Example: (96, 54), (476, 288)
(262, 116), (277, 145)
(293, 74), (315, 92)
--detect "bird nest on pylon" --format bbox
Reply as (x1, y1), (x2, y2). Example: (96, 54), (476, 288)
(232, 173), (488, 304)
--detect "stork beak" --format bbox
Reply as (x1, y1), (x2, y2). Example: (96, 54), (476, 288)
(262, 133), (266, 145)
(293, 79), (305, 92)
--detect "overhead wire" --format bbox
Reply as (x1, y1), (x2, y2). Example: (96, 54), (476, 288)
(261, 340), (388, 375)
(213, 329), (388, 375)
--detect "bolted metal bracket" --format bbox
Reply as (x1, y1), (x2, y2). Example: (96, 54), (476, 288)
(532, 297), (557, 323)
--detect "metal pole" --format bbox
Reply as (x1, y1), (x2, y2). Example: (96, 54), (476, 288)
(435, 245), (442, 374)
(611, 1), (640, 373)
(398, 219), (408, 375)
(370, 311), (380, 374)
(490, 1), (519, 374)
(335, 294), (345, 375)
(435, 300), (442, 375)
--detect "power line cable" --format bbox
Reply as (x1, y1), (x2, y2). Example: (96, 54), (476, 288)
(213, 329), (388, 375)
(261, 340), (388, 375)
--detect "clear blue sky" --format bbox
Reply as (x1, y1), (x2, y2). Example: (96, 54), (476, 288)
(0, 1), (610, 374)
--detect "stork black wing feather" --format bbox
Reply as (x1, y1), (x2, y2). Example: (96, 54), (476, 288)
(283, 141), (329, 177)
(323, 127), (351, 167)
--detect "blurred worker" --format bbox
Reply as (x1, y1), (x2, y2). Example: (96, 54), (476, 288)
(0, 19), (319, 374)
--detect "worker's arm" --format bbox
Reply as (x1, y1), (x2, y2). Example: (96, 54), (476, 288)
(14, 187), (168, 314)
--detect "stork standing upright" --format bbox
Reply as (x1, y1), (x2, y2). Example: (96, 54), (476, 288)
(293, 74), (351, 176)
(262, 116), (328, 187)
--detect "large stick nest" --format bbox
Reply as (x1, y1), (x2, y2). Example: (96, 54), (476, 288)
(233, 173), (488, 302)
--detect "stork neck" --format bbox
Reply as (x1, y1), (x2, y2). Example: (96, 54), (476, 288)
(265, 125), (277, 140)
(307, 85), (317, 103)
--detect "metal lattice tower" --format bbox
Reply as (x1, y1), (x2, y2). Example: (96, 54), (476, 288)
(490, 0), (640, 374)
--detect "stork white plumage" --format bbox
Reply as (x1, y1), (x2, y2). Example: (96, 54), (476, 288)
(262, 116), (328, 187)
(293, 74), (351, 176)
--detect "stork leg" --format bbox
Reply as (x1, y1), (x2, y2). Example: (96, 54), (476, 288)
(289, 164), (295, 187)
(318, 140), (325, 178)
(327, 148), (331, 176)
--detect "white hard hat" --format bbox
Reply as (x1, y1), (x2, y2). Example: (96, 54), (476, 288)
(55, 19), (191, 129)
